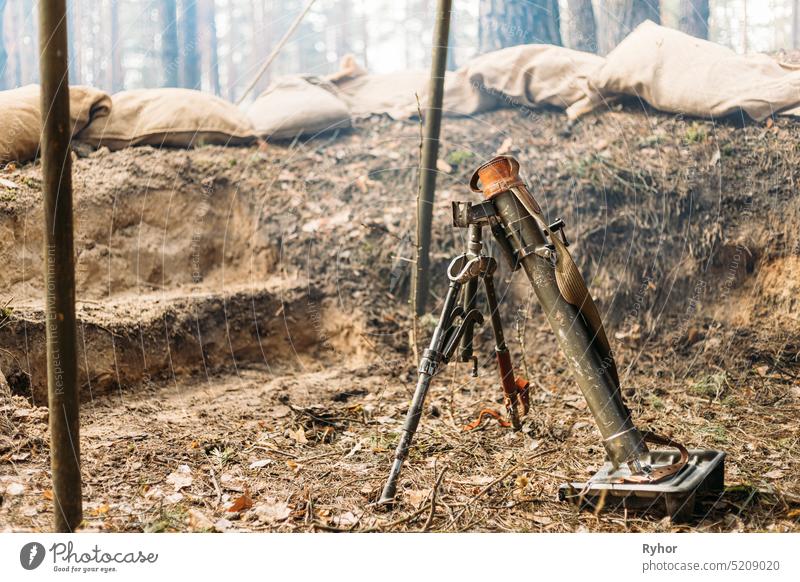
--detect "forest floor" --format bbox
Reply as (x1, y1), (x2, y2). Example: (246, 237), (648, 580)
(1, 102), (799, 532)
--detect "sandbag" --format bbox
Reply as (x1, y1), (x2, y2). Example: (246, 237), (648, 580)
(332, 70), (429, 119)
(326, 54), (368, 84)
(437, 44), (605, 119)
(0, 84), (111, 163)
(590, 20), (800, 121)
(78, 88), (256, 150)
(247, 77), (351, 139)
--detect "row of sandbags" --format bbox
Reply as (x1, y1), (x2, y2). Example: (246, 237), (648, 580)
(269, 19), (800, 136)
(0, 85), (111, 163)
(0, 86), (257, 163)
(0, 78), (353, 164)
(5, 20), (800, 164)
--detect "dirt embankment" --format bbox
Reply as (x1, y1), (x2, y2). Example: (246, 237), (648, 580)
(2, 106), (798, 400)
(0, 104), (798, 532)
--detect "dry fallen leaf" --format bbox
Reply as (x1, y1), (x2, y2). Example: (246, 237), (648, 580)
(344, 440), (363, 458)
(249, 459), (273, 469)
(332, 511), (360, 527)
(6, 482), (24, 496)
(531, 514), (553, 526)
(254, 499), (291, 524)
(467, 475), (494, 486)
(269, 405), (291, 418)
(88, 504), (111, 517)
(42, 489), (54, 501)
(764, 469), (785, 480)
(227, 490), (253, 512)
(166, 465), (193, 491)
(188, 508), (214, 530)
(164, 492), (184, 504)
(289, 427), (308, 445)
(405, 489), (430, 509)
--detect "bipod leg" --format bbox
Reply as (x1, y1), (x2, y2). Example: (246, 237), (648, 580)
(378, 276), (463, 505)
(459, 224), (482, 376)
(483, 272), (529, 431)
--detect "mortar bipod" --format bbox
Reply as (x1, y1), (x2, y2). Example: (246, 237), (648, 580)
(377, 223), (529, 505)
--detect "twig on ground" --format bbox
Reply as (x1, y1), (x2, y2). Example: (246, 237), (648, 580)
(423, 464), (448, 532)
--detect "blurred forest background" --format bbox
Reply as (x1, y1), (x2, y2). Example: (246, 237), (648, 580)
(1, 0), (799, 102)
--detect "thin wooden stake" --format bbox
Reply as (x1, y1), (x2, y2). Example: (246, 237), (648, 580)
(411, 0), (452, 316)
(236, 0), (317, 105)
(39, 0), (82, 532)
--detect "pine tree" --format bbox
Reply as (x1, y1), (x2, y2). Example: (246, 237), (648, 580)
(110, 0), (123, 91)
(597, 0), (660, 54)
(478, 0), (561, 53)
(181, 0), (201, 88)
(160, 0), (180, 87)
(678, 0), (709, 40)
(0, 0), (7, 89)
(566, 0), (598, 52)
(202, 0), (220, 95)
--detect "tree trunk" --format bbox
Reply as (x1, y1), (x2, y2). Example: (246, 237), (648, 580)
(160, 0), (179, 87)
(598, 0), (660, 54)
(678, 0), (709, 40)
(447, 22), (457, 69)
(180, 0), (200, 88)
(566, 0), (597, 53)
(360, 0), (368, 69)
(249, 0), (269, 94)
(478, 0), (561, 52)
(65, 0), (78, 84)
(742, 0), (748, 52)
(794, 0), (800, 49)
(335, 0), (353, 59)
(109, 0), (122, 91)
(21, 0), (38, 84)
(92, 4), (101, 83)
(70, 0), (81, 84)
(7, 0), (20, 86)
(225, 0), (236, 100)
(201, 0), (220, 95)
(0, 0), (7, 89)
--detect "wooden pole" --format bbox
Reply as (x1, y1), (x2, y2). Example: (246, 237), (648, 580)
(411, 0), (452, 316)
(39, 0), (82, 532)
(235, 0), (317, 105)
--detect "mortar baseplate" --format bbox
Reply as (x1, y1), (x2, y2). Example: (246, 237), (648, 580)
(558, 449), (725, 521)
